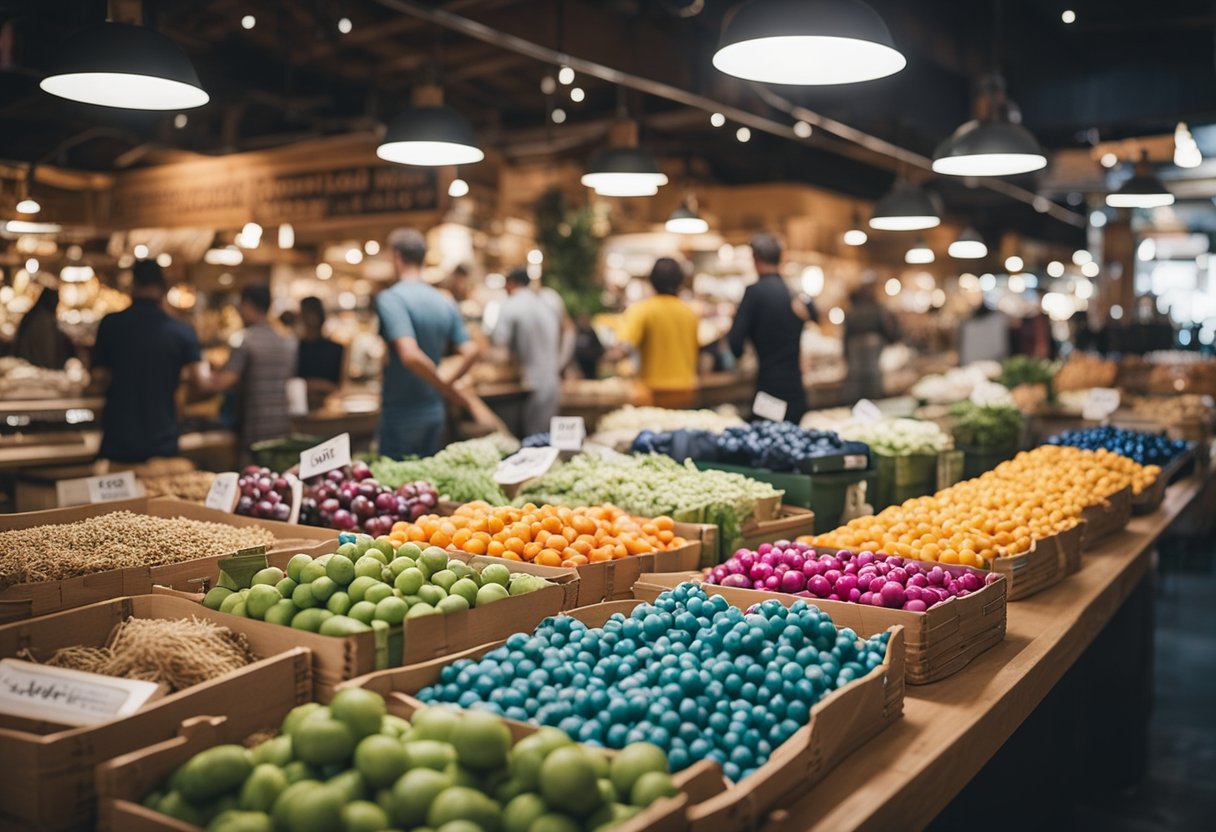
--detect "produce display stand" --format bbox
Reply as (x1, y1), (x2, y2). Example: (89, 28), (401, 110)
(0, 646), (311, 832)
(985, 523), (1082, 599)
(634, 568), (1005, 685)
(0, 498), (337, 620)
(771, 469), (1206, 832)
(346, 600), (905, 832)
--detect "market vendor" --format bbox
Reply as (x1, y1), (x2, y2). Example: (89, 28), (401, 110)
(615, 257), (700, 409)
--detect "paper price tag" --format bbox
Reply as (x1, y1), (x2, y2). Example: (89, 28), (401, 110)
(1083, 388), (1121, 421)
(549, 416), (586, 451)
(204, 472), (240, 512)
(286, 377), (309, 417)
(285, 473), (303, 524)
(299, 433), (351, 480)
(752, 391), (788, 422)
(844, 454), (869, 470)
(57, 471), (141, 507)
(0, 659), (163, 726)
(494, 447), (560, 485)
(852, 399), (883, 425)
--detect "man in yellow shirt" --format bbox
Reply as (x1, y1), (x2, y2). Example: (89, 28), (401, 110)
(617, 257), (700, 408)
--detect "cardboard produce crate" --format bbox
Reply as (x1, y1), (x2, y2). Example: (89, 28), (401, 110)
(96, 688), (721, 832)
(346, 599), (905, 832)
(1079, 486), (1133, 550)
(0, 497), (337, 620)
(1133, 444), (1198, 515)
(987, 523), (1083, 600)
(634, 568), (1004, 685)
(0, 629), (310, 832)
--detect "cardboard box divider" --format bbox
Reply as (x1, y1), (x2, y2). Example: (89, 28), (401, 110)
(0, 497), (337, 619)
(96, 687), (722, 832)
(987, 523), (1083, 601)
(344, 599), (905, 832)
(0, 635), (311, 832)
(736, 506), (816, 559)
(1079, 485), (1133, 550)
(633, 565), (1004, 686)
(1132, 444), (1198, 515)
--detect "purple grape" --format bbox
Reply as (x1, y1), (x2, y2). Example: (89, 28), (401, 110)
(272, 503), (291, 522)
(374, 491), (397, 512)
(255, 500), (274, 517)
(331, 509), (356, 530)
(350, 495), (375, 520)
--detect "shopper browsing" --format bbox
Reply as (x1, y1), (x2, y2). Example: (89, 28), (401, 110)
(375, 228), (481, 458)
(842, 282), (898, 402)
(14, 285), (75, 369)
(91, 260), (209, 462)
(205, 284), (297, 460)
(728, 233), (813, 423)
(615, 257), (701, 408)
(295, 296), (345, 407)
(491, 267), (562, 436)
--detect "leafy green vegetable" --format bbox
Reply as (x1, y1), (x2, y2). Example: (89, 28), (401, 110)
(371, 435), (519, 504)
(998, 356), (1059, 389)
(949, 402), (1024, 448)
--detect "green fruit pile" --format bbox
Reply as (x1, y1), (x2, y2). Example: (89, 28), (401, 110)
(143, 689), (679, 832)
(201, 535), (553, 636)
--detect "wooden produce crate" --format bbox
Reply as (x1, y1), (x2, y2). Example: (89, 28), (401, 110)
(1079, 486), (1133, 550)
(346, 600), (905, 832)
(987, 523), (1083, 600)
(0, 637), (310, 832)
(736, 506), (816, 556)
(97, 689), (720, 832)
(633, 568), (1004, 685)
(0, 497), (337, 621)
(1132, 444), (1198, 515)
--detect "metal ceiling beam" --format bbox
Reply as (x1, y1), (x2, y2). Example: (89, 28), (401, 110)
(370, 0), (1084, 229)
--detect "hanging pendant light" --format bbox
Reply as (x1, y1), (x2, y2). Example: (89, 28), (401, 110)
(1106, 151), (1174, 209)
(40, 22), (208, 110)
(713, 0), (905, 85)
(842, 210), (867, 245)
(16, 198), (40, 215)
(948, 227), (988, 259)
(905, 238), (935, 264)
(377, 104), (484, 167)
(933, 75), (1046, 176)
(666, 202), (709, 234)
(869, 183), (942, 231)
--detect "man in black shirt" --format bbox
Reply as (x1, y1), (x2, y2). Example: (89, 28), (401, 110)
(728, 233), (814, 423)
(91, 261), (210, 462)
(295, 296), (345, 409)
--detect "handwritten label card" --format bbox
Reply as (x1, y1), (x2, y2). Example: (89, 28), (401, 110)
(299, 433), (351, 480)
(752, 391), (788, 422)
(204, 472), (240, 512)
(494, 447), (560, 485)
(57, 471), (141, 508)
(1083, 388), (1121, 422)
(549, 416), (586, 451)
(851, 399), (883, 425)
(0, 659), (163, 726)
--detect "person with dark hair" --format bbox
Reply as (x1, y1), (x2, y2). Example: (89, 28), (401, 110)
(842, 281), (898, 401)
(616, 257), (700, 408)
(91, 260), (209, 462)
(296, 296), (344, 384)
(205, 282), (296, 457)
(14, 286), (74, 369)
(375, 227), (480, 458)
(491, 268), (562, 435)
(728, 233), (814, 423)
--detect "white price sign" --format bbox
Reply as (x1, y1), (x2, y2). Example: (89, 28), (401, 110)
(286, 377), (309, 417)
(204, 472), (240, 512)
(494, 447), (560, 485)
(57, 471), (141, 507)
(752, 391), (788, 422)
(1083, 388), (1121, 421)
(549, 416), (586, 451)
(852, 398), (883, 424)
(299, 433), (351, 480)
(0, 659), (163, 726)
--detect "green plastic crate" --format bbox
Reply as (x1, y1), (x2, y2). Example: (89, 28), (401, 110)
(694, 461), (876, 532)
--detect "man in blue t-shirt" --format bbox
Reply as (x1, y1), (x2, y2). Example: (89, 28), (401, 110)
(91, 260), (210, 462)
(375, 228), (480, 458)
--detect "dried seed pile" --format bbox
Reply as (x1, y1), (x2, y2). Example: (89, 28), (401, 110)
(0, 511), (276, 589)
(24, 616), (257, 692)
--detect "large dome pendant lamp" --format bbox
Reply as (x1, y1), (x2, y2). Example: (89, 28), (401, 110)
(40, 21), (208, 110)
(377, 84), (484, 167)
(1106, 151), (1175, 209)
(713, 0), (905, 85)
(582, 119), (668, 197)
(869, 181), (942, 231)
(932, 74), (1046, 177)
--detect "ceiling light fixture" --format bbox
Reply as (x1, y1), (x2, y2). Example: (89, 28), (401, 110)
(666, 202), (709, 234)
(448, 178), (470, 198)
(1047, 260), (1064, 277)
(570, 87), (585, 103)
(40, 22), (209, 110)
(1106, 150), (1174, 208)
(869, 183), (942, 231)
(710, 112), (725, 127)
(582, 120), (668, 197)
(278, 223), (294, 249)
(948, 227), (988, 259)
(735, 127), (751, 142)
(1174, 122), (1202, 169)
(1100, 152), (1117, 168)
(713, 0), (906, 85)
(933, 75), (1047, 176)
(338, 17), (353, 34)
(557, 65), (575, 85)
(793, 120), (813, 138)
(241, 15), (256, 30)
(16, 197), (40, 215)
(905, 238), (934, 264)
(365, 240), (381, 255)
(842, 228), (867, 246)
(1004, 254), (1024, 272)
(1061, 10), (1076, 24)
(3, 220), (61, 234)
(377, 85), (484, 167)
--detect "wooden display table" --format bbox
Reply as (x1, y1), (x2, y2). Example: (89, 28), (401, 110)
(778, 470), (1207, 832)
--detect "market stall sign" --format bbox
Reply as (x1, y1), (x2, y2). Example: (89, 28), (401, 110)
(852, 399), (884, 424)
(1083, 388), (1121, 422)
(549, 416), (586, 450)
(204, 471), (240, 512)
(0, 659), (164, 726)
(494, 447), (560, 485)
(299, 434), (352, 480)
(56, 471), (141, 508)
(752, 391), (788, 422)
